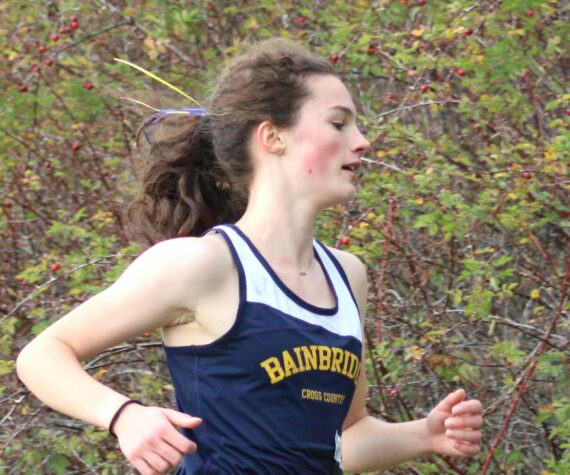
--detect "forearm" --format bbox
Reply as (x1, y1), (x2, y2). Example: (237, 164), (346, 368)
(342, 415), (431, 473)
(17, 336), (128, 430)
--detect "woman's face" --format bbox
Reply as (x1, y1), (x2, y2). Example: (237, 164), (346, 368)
(280, 74), (371, 209)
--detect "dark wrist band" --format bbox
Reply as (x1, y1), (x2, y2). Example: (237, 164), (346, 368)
(109, 399), (143, 438)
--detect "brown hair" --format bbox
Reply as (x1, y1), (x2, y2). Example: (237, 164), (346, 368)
(127, 38), (337, 246)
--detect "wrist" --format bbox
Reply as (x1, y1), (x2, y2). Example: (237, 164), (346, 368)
(108, 399), (144, 438)
(414, 417), (434, 456)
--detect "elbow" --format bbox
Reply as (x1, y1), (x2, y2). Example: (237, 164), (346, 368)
(16, 341), (36, 386)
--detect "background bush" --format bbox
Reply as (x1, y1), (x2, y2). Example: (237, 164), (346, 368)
(1, 0), (568, 473)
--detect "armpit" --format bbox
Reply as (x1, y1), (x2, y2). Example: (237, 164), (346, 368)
(165, 309), (196, 326)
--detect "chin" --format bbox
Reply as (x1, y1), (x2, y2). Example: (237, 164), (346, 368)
(319, 186), (357, 209)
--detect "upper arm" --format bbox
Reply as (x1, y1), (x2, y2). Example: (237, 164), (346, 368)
(327, 248), (370, 430)
(32, 236), (227, 361)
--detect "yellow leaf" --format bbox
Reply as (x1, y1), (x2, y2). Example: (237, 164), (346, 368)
(475, 247), (495, 254)
(94, 368), (108, 380)
(530, 289), (540, 299)
(376, 150), (386, 158)
(415, 197), (424, 205)
(444, 29), (455, 39)
(544, 150), (557, 161)
(406, 345), (425, 361)
(92, 210), (114, 222)
(551, 36), (560, 46)
(143, 37), (155, 50)
(411, 28), (425, 37)
(508, 193), (518, 200)
(148, 49), (158, 61)
(508, 29), (526, 36)
(245, 16), (259, 29)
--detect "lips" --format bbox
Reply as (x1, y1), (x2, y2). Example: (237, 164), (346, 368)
(341, 161), (361, 172)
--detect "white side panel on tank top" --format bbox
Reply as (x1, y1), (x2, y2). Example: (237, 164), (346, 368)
(213, 225), (362, 342)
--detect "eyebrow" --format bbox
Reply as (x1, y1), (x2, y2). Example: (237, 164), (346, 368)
(329, 106), (356, 118)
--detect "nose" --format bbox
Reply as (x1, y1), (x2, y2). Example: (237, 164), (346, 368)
(353, 128), (371, 156)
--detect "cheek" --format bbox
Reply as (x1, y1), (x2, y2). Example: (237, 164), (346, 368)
(298, 136), (341, 175)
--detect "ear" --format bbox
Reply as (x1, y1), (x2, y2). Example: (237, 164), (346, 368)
(254, 120), (286, 156)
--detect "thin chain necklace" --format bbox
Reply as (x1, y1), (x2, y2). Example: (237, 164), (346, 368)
(298, 258), (314, 277)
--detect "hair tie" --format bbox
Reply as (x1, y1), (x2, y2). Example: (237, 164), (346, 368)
(141, 107), (208, 145)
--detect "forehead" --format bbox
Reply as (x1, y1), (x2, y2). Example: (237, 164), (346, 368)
(302, 75), (355, 114)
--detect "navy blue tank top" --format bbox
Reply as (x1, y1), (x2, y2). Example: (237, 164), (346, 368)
(164, 224), (362, 474)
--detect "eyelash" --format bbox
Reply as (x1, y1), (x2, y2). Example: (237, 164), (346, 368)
(332, 123), (345, 131)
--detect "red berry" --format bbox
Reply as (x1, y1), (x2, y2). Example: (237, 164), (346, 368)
(387, 388), (398, 397)
(420, 84), (429, 93)
(101, 169), (109, 178)
(70, 15), (78, 22)
(340, 237), (350, 246)
(521, 171), (531, 180)
(3, 231), (11, 238)
(71, 140), (81, 152)
(143, 332), (153, 338)
(330, 54), (338, 63)
(84, 82), (94, 90)
(70, 21), (79, 30)
(207, 3), (215, 11)
(296, 16), (305, 25)
(565, 110), (570, 117)
(51, 34), (60, 42)
(50, 263), (61, 272)
(18, 84), (28, 92)
(59, 27), (67, 34)
(44, 160), (53, 170)
(16, 277), (25, 283)
(418, 0), (427, 5)
(39, 45), (47, 53)
(368, 46), (377, 55)
(527, 9), (535, 17)
(3, 201), (13, 209)
(45, 59), (53, 67)
(387, 94), (395, 101)
(456, 69), (465, 76)
(464, 28), (474, 36)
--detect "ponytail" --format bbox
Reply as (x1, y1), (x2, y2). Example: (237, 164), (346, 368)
(127, 37), (336, 247)
(127, 114), (247, 247)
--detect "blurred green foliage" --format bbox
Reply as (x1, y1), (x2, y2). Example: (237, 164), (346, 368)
(1, 0), (568, 473)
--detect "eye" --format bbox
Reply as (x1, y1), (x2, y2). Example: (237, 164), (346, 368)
(332, 122), (345, 131)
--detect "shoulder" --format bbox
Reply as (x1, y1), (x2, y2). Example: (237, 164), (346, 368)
(325, 246), (367, 286)
(143, 233), (231, 273)
(116, 232), (234, 303)
(325, 246), (368, 313)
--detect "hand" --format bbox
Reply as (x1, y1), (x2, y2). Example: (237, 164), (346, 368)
(113, 403), (202, 475)
(426, 388), (483, 457)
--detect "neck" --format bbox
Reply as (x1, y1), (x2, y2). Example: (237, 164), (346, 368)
(235, 177), (319, 274)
